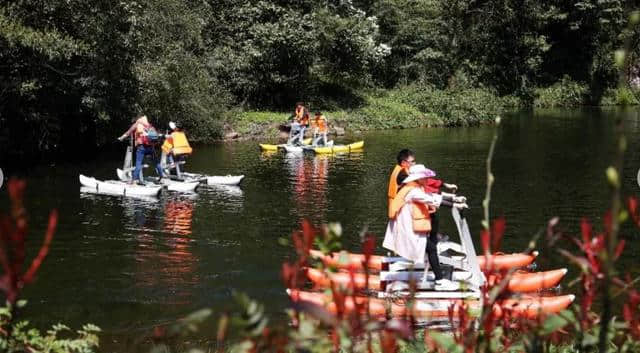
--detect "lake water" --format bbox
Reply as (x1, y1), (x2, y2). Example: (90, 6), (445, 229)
(2, 107), (640, 351)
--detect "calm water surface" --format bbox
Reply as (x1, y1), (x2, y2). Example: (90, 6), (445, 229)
(2, 107), (640, 351)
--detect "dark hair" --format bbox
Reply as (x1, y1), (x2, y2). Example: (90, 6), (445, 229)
(396, 169), (409, 185)
(295, 102), (305, 107)
(396, 149), (415, 165)
(315, 111), (322, 115)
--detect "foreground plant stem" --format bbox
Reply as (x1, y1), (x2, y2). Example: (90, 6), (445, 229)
(598, 10), (638, 351)
(482, 117), (500, 237)
(599, 128), (625, 353)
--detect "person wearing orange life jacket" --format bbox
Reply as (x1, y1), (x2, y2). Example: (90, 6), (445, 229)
(118, 114), (163, 183)
(388, 150), (460, 245)
(388, 149), (416, 211)
(382, 164), (468, 291)
(161, 121), (193, 176)
(288, 102), (310, 146)
(311, 111), (328, 146)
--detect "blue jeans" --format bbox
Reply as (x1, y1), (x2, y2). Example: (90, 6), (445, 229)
(133, 145), (162, 181)
(288, 123), (306, 145)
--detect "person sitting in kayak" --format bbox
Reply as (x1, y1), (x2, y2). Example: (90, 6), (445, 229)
(383, 164), (468, 291)
(288, 102), (310, 146)
(118, 114), (163, 183)
(310, 111), (328, 146)
(161, 121), (193, 177)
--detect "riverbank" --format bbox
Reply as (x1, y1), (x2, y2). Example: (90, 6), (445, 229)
(221, 86), (510, 142)
(220, 82), (639, 142)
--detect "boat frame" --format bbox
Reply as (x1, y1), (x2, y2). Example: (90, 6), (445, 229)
(378, 208), (485, 299)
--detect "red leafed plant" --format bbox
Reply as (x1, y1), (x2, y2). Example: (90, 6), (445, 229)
(217, 220), (413, 353)
(0, 179), (99, 353)
(0, 179), (57, 304)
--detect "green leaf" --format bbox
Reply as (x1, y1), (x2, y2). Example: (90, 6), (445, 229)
(428, 331), (463, 353)
(541, 309), (575, 334)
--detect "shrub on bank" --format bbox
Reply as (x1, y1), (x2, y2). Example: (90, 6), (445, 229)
(391, 85), (505, 126)
(534, 77), (589, 108)
(224, 86), (507, 139)
(339, 85), (506, 129)
(601, 86), (640, 106)
(223, 110), (287, 139)
(331, 92), (436, 131)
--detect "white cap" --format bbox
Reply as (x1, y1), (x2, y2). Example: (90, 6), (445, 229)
(402, 164), (436, 183)
(169, 121), (176, 130)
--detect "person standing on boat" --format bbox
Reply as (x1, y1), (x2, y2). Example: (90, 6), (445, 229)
(311, 111), (328, 146)
(388, 149), (415, 211)
(118, 114), (163, 183)
(161, 121), (193, 176)
(388, 150), (460, 242)
(382, 164), (468, 291)
(288, 102), (310, 145)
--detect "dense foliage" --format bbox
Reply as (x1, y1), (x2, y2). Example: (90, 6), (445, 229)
(1, 0), (639, 163)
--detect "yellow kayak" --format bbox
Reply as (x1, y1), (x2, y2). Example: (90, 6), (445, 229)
(259, 138), (312, 151)
(311, 140), (364, 154)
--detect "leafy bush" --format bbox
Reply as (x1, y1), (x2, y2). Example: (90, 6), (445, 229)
(0, 302), (100, 353)
(224, 110), (287, 139)
(349, 94), (433, 130)
(392, 85), (505, 126)
(500, 94), (525, 109)
(224, 86), (506, 137)
(534, 77), (589, 108)
(601, 86), (640, 106)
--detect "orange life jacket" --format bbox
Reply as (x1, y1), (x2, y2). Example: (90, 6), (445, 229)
(295, 106), (309, 125)
(161, 131), (192, 155)
(387, 165), (405, 209)
(388, 182), (434, 234)
(313, 115), (327, 132)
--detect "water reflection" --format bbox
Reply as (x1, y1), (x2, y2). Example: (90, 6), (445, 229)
(199, 184), (244, 210)
(119, 195), (200, 305)
(285, 154), (330, 218)
(260, 151), (279, 159)
(163, 199), (194, 235)
(121, 196), (162, 231)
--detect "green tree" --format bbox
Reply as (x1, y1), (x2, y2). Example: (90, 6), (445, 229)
(133, 0), (230, 140)
(206, 0), (387, 109)
(0, 0), (138, 162)
(372, 0), (450, 88)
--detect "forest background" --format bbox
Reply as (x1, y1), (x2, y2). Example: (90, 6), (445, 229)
(1, 0), (639, 164)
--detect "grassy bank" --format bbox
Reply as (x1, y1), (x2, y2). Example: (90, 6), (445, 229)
(534, 76), (640, 108)
(221, 81), (639, 142)
(223, 86), (509, 141)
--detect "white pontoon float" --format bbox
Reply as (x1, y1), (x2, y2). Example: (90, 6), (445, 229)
(79, 175), (162, 197)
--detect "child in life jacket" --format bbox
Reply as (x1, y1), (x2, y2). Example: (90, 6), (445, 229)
(161, 121), (193, 177)
(311, 111), (328, 146)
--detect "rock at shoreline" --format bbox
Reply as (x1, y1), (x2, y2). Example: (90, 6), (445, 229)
(225, 131), (239, 140)
(333, 126), (345, 136)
